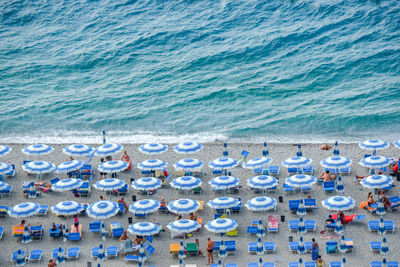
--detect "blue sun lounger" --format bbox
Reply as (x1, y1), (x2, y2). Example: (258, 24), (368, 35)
(67, 247), (80, 261)
(28, 250), (43, 263)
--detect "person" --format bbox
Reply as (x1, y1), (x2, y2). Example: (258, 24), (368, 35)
(338, 211), (346, 225)
(187, 212), (197, 221)
(318, 170), (335, 182)
(382, 194), (392, 210)
(175, 215), (182, 221)
(153, 218), (164, 232)
(73, 215), (79, 228)
(121, 150), (132, 170)
(99, 158), (106, 179)
(368, 192), (376, 206)
(390, 161), (399, 176)
(133, 235), (144, 253)
(67, 157), (74, 177)
(119, 230), (129, 242)
(35, 179), (51, 191)
(100, 195), (104, 200)
(320, 144), (332, 150)
(118, 197), (128, 213)
(320, 215), (335, 234)
(311, 238), (319, 261)
(195, 238), (205, 257)
(160, 195), (166, 207)
(206, 237), (215, 265)
(315, 255), (325, 267)
(48, 259), (57, 267)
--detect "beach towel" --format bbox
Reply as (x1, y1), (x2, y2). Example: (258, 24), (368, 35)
(320, 233), (339, 239)
(330, 214), (357, 224)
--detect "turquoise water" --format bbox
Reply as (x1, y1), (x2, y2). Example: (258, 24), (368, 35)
(1, 0), (400, 143)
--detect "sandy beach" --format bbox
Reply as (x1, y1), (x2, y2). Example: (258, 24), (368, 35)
(0, 142), (399, 267)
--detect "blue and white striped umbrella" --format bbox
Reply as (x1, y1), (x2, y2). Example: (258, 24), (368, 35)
(0, 145), (11, 156)
(379, 216), (386, 235)
(22, 226), (32, 244)
(247, 175), (277, 189)
(101, 222), (106, 240)
(208, 157), (239, 170)
(178, 240), (186, 259)
(132, 177), (162, 191)
(377, 198), (386, 216)
(138, 242), (147, 264)
(0, 181), (9, 191)
(359, 155), (391, 168)
(173, 158), (203, 171)
(22, 144), (53, 155)
(256, 237), (264, 256)
(167, 199), (200, 215)
(137, 159), (167, 170)
(339, 234), (347, 253)
(94, 178), (125, 191)
(336, 176), (344, 193)
(343, 257), (347, 266)
(258, 257), (263, 267)
(98, 244), (105, 262)
(359, 140), (389, 150)
(129, 199), (161, 215)
(205, 218), (238, 234)
(245, 197), (276, 212)
(297, 198), (306, 216)
(335, 217), (343, 234)
(62, 224), (67, 242)
(16, 249), (25, 266)
(95, 143), (123, 156)
(285, 174), (317, 188)
(394, 140), (400, 149)
(320, 156), (352, 169)
(209, 176), (239, 190)
(55, 160), (84, 173)
(128, 222), (160, 236)
(22, 161), (55, 174)
(322, 196), (355, 211)
(219, 239), (227, 259)
(174, 142), (203, 154)
(52, 178), (83, 192)
(28, 183), (35, 198)
(0, 162), (12, 175)
(298, 216), (306, 234)
(87, 200), (119, 219)
(178, 257), (183, 267)
(282, 156), (312, 168)
(333, 141), (340, 156)
(98, 160), (129, 173)
(208, 197), (240, 209)
(8, 202), (40, 218)
(297, 235), (305, 254)
(56, 247), (65, 264)
(257, 220), (265, 238)
(360, 175), (393, 189)
(63, 144), (94, 156)
(217, 259), (223, 267)
(139, 143), (168, 154)
(170, 176), (202, 190)
(243, 157), (273, 169)
(51, 201), (83, 216)
(167, 219), (201, 234)
(381, 237), (389, 255)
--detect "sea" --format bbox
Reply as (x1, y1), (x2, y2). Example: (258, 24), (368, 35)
(1, 0), (400, 144)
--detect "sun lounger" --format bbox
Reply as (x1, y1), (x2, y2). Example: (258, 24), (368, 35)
(284, 183), (295, 193)
(38, 205), (48, 216)
(268, 166), (280, 177)
(330, 262), (342, 267)
(0, 185), (12, 197)
(369, 241), (381, 252)
(247, 226), (258, 235)
(28, 249), (43, 263)
(231, 198), (242, 213)
(288, 167), (298, 176)
(170, 243), (180, 255)
(89, 220), (102, 233)
(30, 225), (43, 239)
(264, 241), (275, 253)
(12, 225), (24, 238)
(52, 247), (64, 258)
(0, 226), (3, 239)
(326, 241), (338, 254)
(289, 200), (300, 212)
(225, 240), (236, 255)
(303, 165), (314, 174)
(110, 222), (123, 237)
(289, 263), (299, 267)
(288, 241), (313, 253)
(305, 262), (316, 267)
(370, 262), (399, 267)
(69, 224), (82, 240)
(323, 181), (335, 193)
(0, 206), (8, 218)
(106, 246), (119, 259)
(91, 246), (99, 259)
(11, 250), (26, 264)
(268, 215), (279, 234)
(368, 220), (395, 233)
(225, 263), (238, 267)
(67, 247), (80, 260)
(186, 242), (199, 257)
(5, 164), (15, 177)
(304, 198), (317, 211)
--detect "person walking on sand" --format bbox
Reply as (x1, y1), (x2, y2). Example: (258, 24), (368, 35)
(206, 237), (215, 265)
(311, 238), (319, 261)
(195, 238), (205, 258)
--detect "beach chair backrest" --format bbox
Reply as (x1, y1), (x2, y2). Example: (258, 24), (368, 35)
(304, 199), (316, 206)
(50, 177), (60, 185)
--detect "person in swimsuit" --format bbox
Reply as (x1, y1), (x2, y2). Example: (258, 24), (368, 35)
(367, 192), (376, 206)
(206, 237), (215, 265)
(315, 255), (324, 267)
(195, 238), (205, 257)
(311, 238), (319, 262)
(121, 150), (132, 170)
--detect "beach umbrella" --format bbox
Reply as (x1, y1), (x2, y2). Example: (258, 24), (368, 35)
(178, 240), (186, 259)
(174, 158), (203, 171)
(217, 259), (223, 267)
(94, 143), (123, 156)
(297, 144), (303, 157)
(87, 200), (119, 219)
(63, 144), (94, 156)
(138, 242), (147, 264)
(174, 142), (203, 154)
(94, 178), (125, 191)
(322, 196), (355, 211)
(62, 224), (67, 242)
(98, 160), (129, 173)
(359, 155), (391, 169)
(383, 258), (387, 267)
(298, 216), (306, 234)
(51, 201), (83, 216)
(56, 246), (65, 263)
(0, 145), (11, 156)
(379, 216), (386, 235)
(257, 219), (265, 237)
(243, 157), (273, 169)
(258, 257), (263, 267)
(343, 257), (347, 267)
(167, 219), (201, 234)
(339, 234), (347, 253)
(209, 176), (239, 190)
(208, 197), (240, 210)
(16, 249), (25, 266)
(335, 216), (343, 234)
(101, 222), (106, 240)
(377, 198), (386, 216)
(55, 160), (84, 173)
(8, 202), (40, 218)
(359, 140), (389, 150)
(320, 156), (351, 170)
(128, 222), (160, 236)
(167, 199), (200, 215)
(223, 142), (228, 157)
(52, 178), (83, 192)
(394, 140), (400, 149)
(137, 159), (167, 170)
(139, 143), (168, 154)
(381, 237), (389, 255)
(336, 176), (344, 193)
(297, 198), (306, 216)
(97, 243), (105, 262)
(28, 183), (36, 199)
(333, 141), (340, 156)
(208, 157), (239, 170)
(22, 144), (53, 155)
(129, 199), (160, 215)
(360, 175), (393, 189)
(22, 161), (55, 174)
(179, 257), (183, 267)
(170, 176), (202, 190)
(247, 175), (277, 190)
(131, 177), (162, 191)
(285, 174), (317, 188)
(297, 236), (305, 254)
(282, 156), (312, 168)
(219, 239), (227, 259)
(245, 196), (277, 212)
(205, 218), (238, 234)
(0, 181), (9, 191)
(0, 162), (12, 175)
(22, 226), (32, 244)
(256, 237), (264, 256)
(299, 257), (303, 266)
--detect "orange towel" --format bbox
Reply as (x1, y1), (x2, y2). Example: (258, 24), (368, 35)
(359, 201), (369, 209)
